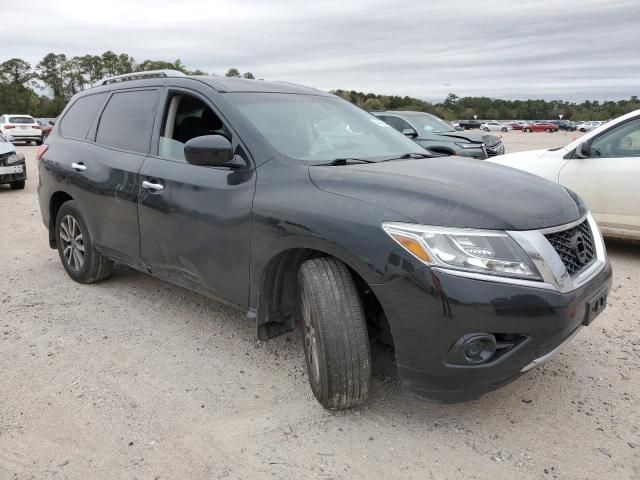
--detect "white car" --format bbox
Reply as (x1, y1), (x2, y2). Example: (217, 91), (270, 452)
(576, 121), (600, 132)
(480, 121), (510, 132)
(0, 114), (43, 145)
(489, 109), (640, 239)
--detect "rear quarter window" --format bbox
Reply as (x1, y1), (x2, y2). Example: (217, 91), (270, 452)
(95, 90), (158, 154)
(59, 93), (108, 139)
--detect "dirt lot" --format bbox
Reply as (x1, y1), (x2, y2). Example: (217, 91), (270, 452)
(1, 133), (639, 480)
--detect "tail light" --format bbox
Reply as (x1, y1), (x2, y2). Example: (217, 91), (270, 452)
(36, 144), (49, 161)
(4, 124), (15, 129)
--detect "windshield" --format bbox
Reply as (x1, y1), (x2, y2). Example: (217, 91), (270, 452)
(8, 116), (35, 124)
(228, 93), (425, 162)
(404, 113), (456, 133)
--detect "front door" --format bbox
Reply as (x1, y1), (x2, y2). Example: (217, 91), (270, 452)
(138, 88), (255, 307)
(560, 116), (640, 233)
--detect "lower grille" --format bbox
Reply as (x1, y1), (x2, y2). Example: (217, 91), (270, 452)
(544, 219), (595, 275)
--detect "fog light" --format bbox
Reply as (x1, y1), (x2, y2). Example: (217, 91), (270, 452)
(446, 333), (497, 366)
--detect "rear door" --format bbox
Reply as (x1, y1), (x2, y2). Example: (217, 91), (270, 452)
(68, 88), (160, 265)
(559, 116), (640, 234)
(138, 86), (255, 307)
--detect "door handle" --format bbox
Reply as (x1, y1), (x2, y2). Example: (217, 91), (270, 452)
(71, 162), (87, 172)
(142, 180), (164, 191)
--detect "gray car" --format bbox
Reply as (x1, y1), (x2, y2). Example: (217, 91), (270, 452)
(0, 133), (26, 189)
(373, 111), (504, 159)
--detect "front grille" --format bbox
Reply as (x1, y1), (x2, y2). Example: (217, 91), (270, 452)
(544, 219), (595, 275)
(485, 141), (504, 156)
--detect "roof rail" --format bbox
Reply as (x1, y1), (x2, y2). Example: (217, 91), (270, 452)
(98, 69), (186, 86)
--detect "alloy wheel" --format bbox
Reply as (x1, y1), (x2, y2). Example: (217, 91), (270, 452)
(300, 284), (321, 389)
(59, 215), (85, 271)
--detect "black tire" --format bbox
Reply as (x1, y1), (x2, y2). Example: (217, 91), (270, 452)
(296, 257), (371, 409)
(10, 180), (25, 190)
(501, 127), (507, 132)
(483, 127), (489, 132)
(545, 128), (551, 132)
(55, 200), (113, 284)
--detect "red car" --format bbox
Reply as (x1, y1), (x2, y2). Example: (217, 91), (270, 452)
(508, 122), (527, 130)
(523, 122), (558, 132)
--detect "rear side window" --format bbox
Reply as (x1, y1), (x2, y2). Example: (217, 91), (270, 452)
(96, 90), (158, 154)
(8, 116), (35, 124)
(59, 93), (107, 139)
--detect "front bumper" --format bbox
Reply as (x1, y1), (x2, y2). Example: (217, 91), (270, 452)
(0, 161), (27, 184)
(371, 261), (612, 402)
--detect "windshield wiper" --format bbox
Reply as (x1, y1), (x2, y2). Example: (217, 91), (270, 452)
(319, 157), (376, 166)
(379, 152), (431, 162)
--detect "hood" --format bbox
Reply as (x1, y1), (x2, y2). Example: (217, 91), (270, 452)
(488, 148), (551, 166)
(419, 130), (500, 147)
(0, 140), (16, 156)
(309, 156), (585, 231)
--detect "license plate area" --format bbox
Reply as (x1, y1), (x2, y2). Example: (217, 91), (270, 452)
(584, 290), (607, 326)
(0, 165), (23, 174)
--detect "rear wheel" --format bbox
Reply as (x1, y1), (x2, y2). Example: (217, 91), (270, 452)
(545, 128), (551, 132)
(296, 257), (371, 409)
(483, 127), (489, 131)
(55, 201), (113, 284)
(501, 127), (507, 132)
(10, 180), (25, 190)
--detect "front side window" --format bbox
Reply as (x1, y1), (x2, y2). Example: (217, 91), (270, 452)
(60, 93), (108, 139)
(229, 93), (424, 162)
(96, 90), (158, 154)
(381, 115), (414, 133)
(158, 92), (230, 162)
(588, 117), (640, 158)
(404, 113), (456, 133)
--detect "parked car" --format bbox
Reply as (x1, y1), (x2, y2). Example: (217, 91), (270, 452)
(489, 109), (640, 240)
(549, 120), (577, 131)
(457, 119), (482, 130)
(523, 122), (559, 132)
(374, 111), (504, 159)
(38, 70), (612, 409)
(39, 118), (56, 139)
(0, 114), (43, 144)
(0, 132), (26, 189)
(480, 121), (510, 132)
(508, 121), (528, 131)
(576, 121), (600, 132)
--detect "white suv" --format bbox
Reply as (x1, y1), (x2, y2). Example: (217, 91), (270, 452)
(0, 114), (43, 144)
(489, 109), (640, 239)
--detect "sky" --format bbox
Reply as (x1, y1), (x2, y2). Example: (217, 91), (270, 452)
(2, 0), (639, 102)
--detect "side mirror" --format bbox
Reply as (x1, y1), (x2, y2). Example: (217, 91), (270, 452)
(184, 135), (236, 167)
(402, 128), (418, 138)
(575, 141), (591, 158)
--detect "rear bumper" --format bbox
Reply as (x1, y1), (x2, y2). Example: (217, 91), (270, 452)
(372, 262), (612, 402)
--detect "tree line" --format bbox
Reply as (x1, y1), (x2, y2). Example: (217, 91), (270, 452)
(1, 52), (638, 121)
(0, 52), (254, 117)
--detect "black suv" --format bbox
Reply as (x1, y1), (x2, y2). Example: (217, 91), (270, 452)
(38, 71), (612, 409)
(374, 111), (504, 159)
(457, 119), (482, 130)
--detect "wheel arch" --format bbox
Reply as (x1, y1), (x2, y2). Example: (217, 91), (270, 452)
(253, 243), (392, 347)
(48, 191), (74, 248)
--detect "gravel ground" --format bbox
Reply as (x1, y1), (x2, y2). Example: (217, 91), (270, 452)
(1, 137), (638, 480)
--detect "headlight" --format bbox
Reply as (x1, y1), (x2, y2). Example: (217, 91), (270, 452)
(382, 223), (541, 280)
(455, 142), (484, 149)
(7, 153), (25, 164)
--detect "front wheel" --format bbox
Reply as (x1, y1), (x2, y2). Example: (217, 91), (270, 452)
(483, 127), (489, 131)
(296, 257), (371, 409)
(545, 128), (551, 132)
(501, 127), (507, 132)
(55, 201), (113, 284)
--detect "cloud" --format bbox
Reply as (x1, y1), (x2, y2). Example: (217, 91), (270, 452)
(2, 0), (638, 101)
